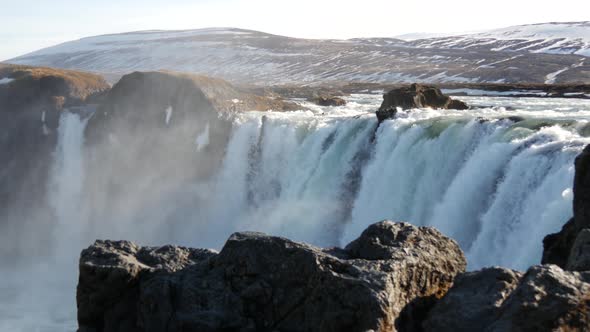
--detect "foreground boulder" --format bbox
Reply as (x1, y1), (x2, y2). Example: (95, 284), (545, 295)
(376, 83), (468, 123)
(77, 221), (466, 332)
(543, 145), (590, 269)
(424, 265), (590, 331)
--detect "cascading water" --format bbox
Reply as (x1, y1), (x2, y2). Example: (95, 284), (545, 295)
(0, 111), (89, 332)
(50, 112), (90, 256)
(2, 94), (590, 331)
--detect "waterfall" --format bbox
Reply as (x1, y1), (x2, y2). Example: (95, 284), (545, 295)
(37, 97), (590, 270)
(201, 96), (590, 270)
(2, 94), (589, 331)
(0, 110), (89, 332)
(50, 111), (89, 254)
(347, 120), (583, 269)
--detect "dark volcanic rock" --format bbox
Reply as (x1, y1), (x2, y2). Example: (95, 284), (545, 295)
(376, 107), (397, 123)
(543, 145), (590, 268)
(77, 221), (466, 332)
(423, 267), (523, 331)
(567, 229), (590, 271)
(424, 265), (590, 331)
(379, 83), (468, 112)
(308, 95), (347, 106)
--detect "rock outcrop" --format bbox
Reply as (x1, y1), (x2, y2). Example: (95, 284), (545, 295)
(82, 71), (302, 233)
(424, 265), (590, 331)
(567, 228), (590, 271)
(308, 95), (347, 107)
(376, 83), (468, 123)
(0, 64), (108, 258)
(423, 267), (523, 331)
(77, 221), (466, 332)
(543, 145), (590, 268)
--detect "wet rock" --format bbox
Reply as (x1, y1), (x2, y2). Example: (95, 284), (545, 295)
(379, 83), (468, 112)
(424, 265), (590, 331)
(543, 145), (590, 268)
(446, 99), (469, 110)
(567, 229), (590, 271)
(77, 221), (466, 332)
(573, 145), (590, 230)
(376, 107), (397, 124)
(309, 95), (347, 106)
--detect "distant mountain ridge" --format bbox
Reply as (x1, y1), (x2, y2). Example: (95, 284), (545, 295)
(405, 22), (590, 57)
(7, 22), (590, 85)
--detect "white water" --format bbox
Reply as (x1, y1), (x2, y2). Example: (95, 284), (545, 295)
(205, 95), (590, 269)
(2, 94), (590, 331)
(0, 112), (87, 332)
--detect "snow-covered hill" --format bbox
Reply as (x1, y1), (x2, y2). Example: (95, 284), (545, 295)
(7, 23), (590, 85)
(408, 22), (590, 57)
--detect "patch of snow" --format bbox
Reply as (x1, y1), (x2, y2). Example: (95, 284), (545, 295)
(538, 60), (587, 86)
(164, 106), (173, 125)
(195, 123), (210, 151)
(0, 77), (14, 85)
(470, 22), (590, 41)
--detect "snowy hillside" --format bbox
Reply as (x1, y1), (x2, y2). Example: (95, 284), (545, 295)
(7, 23), (590, 85)
(409, 22), (590, 57)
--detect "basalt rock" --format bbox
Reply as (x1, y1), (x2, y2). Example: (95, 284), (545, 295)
(379, 83), (468, 113)
(309, 95), (347, 107)
(424, 265), (590, 331)
(543, 145), (590, 269)
(376, 107), (397, 124)
(77, 221), (466, 332)
(423, 267), (523, 331)
(567, 229), (590, 271)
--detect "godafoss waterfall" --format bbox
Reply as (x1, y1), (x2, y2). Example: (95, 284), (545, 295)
(1, 92), (590, 331)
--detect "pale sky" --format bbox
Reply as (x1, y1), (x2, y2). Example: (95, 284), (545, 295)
(1, 0), (589, 61)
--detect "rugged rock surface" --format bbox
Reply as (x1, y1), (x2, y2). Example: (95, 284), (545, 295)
(379, 84), (468, 111)
(77, 221), (466, 332)
(0, 64), (108, 112)
(567, 229), (590, 271)
(543, 145), (590, 268)
(0, 64), (108, 257)
(308, 95), (347, 107)
(423, 267), (523, 331)
(424, 265), (590, 331)
(375, 107), (398, 124)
